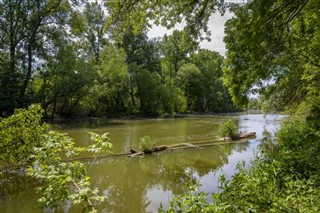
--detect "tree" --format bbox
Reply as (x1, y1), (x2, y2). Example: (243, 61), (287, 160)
(82, 42), (130, 115)
(121, 31), (161, 73)
(135, 70), (163, 115)
(223, 0), (320, 114)
(160, 30), (198, 83)
(119, 31), (161, 110)
(190, 49), (234, 112)
(34, 43), (94, 118)
(0, 0), (82, 114)
(176, 63), (201, 111)
(0, 104), (47, 170)
(160, 85), (187, 114)
(70, 1), (108, 64)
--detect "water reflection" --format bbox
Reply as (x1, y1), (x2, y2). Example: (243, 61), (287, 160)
(70, 140), (250, 213)
(0, 114), (285, 213)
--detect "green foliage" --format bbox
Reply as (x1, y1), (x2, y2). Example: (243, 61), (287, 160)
(39, 44), (95, 117)
(0, 0), (236, 117)
(0, 104), (112, 212)
(0, 104), (48, 168)
(158, 180), (212, 213)
(190, 50), (235, 112)
(27, 131), (111, 212)
(106, 0), (225, 41)
(87, 132), (113, 154)
(214, 157), (320, 212)
(0, 57), (20, 115)
(306, 100), (320, 130)
(160, 118), (320, 212)
(70, 1), (108, 63)
(161, 44), (234, 113)
(82, 42), (129, 115)
(247, 98), (262, 111)
(223, 0), (320, 111)
(214, 119), (320, 212)
(135, 70), (164, 116)
(139, 136), (155, 154)
(276, 120), (320, 178)
(160, 86), (187, 114)
(218, 120), (238, 140)
(0, 0), (79, 113)
(161, 30), (198, 79)
(121, 31), (161, 73)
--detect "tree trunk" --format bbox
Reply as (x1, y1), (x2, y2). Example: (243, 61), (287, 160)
(130, 79), (136, 107)
(20, 43), (33, 99)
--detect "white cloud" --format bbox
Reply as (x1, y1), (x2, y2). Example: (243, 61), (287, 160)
(199, 11), (234, 56)
(147, 10), (234, 56)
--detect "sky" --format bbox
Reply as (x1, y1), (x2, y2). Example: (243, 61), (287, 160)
(147, 10), (234, 56)
(198, 11), (235, 56)
(147, 1), (246, 56)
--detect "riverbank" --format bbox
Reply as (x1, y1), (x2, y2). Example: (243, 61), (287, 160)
(45, 109), (266, 126)
(161, 116), (320, 212)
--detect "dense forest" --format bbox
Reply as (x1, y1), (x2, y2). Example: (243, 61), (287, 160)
(1, 0), (320, 212)
(0, 0), (235, 118)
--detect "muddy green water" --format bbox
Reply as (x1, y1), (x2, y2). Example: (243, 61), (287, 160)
(0, 114), (284, 213)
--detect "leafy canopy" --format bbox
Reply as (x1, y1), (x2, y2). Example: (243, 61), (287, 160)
(105, 0), (226, 41)
(223, 0), (320, 113)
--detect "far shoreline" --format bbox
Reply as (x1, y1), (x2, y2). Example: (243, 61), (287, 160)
(45, 109), (277, 127)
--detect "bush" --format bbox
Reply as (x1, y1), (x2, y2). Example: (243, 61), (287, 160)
(276, 120), (320, 179)
(218, 120), (238, 140)
(213, 157), (320, 212)
(158, 180), (212, 213)
(139, 136), (155, 153)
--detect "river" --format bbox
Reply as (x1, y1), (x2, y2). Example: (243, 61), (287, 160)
(0, 113), (284, 213)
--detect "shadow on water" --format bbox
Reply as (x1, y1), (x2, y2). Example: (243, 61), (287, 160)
(49, 118), (127, 130)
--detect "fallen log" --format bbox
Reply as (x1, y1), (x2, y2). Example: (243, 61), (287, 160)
(181, 143), (200, 148)
(130, 152), (144, 157)
(223, 132), (256, 141)
(130, 145), (168, 157)
(153, 145), (168, 152)
(60, 135), (257, 160)
(130, 149), (137, 154)
(237, 132), (256, 139)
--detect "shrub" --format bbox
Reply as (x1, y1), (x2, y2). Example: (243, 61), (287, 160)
(158, 180), (212, 213)
(276, 120), (320, 179)
(139, 136), (155, 153)
(218, 120), (238, 140)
